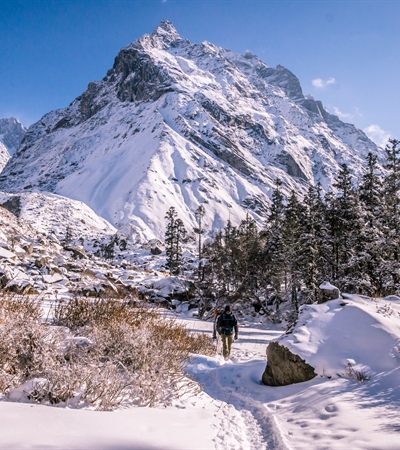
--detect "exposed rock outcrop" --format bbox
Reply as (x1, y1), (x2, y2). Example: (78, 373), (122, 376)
(262, 341), (316, 386)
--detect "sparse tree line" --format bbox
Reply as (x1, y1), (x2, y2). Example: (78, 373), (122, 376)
(166, 140), (400, 317)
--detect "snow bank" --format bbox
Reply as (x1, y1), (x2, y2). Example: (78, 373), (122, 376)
(277, 296), (400, 379)
(0, 401), (215, 449)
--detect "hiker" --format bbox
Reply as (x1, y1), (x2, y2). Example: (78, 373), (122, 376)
(216, 305), (238, 360)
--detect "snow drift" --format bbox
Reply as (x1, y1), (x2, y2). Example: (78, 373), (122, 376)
(270, 295), (400, 383)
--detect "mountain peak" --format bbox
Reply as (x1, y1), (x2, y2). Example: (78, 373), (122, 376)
(0, 116), (27, 156)
(150, 20), (181, 46)
(0, 25), (383, 240)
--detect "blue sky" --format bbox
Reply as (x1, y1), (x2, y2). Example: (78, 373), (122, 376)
(1, 0), (399, 146)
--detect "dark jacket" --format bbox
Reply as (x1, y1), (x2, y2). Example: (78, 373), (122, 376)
(217, 312), (238, 336)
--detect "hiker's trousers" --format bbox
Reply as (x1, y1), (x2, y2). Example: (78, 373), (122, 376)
(221, 334), (234, 359)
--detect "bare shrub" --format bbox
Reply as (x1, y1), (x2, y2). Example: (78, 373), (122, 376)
(28, 360), (128, 410)
(346, 363), (371, 382)
(53, 296), (146, 330)
(84, 306), (214, 406)
(1, 295), (215, 409)
(81, 362), (131, 410)
(0, 294), (42, 322)
(376, 302), (393, 317)
(0, 296), (63, 394)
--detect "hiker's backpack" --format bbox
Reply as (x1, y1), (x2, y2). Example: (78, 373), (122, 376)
(220, 313), (236, 335)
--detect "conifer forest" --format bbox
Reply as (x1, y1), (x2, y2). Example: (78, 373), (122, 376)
(166, 140), (400, 319)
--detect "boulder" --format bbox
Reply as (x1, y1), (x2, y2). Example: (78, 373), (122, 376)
(262, 341), (316, 386)
(318, 281), (340, 303)
(0, 247), (16, 260)
(42, 273), (65, 284)
(7, 283), (39, 295)
(65, 246), (87, 260)
(1, 196), (21, 217)
(151, 246), (163, 255)
(35, 257), (49, 268)
(23, 243), (34, 254)
(169, 281), (196, 302)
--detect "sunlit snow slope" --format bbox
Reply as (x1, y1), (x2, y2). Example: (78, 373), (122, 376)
(0, 21), (383, 240)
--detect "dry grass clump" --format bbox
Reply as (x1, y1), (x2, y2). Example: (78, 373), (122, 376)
(0, 295), (214, 410)
(0, 295), (42, 322)
(346, 362), (371, 382)
(53, 296), (147, 330)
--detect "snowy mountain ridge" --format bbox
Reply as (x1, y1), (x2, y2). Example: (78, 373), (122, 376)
(0, 21), (383, 240)
(0, 117), (26, 171)
(0, 142), (9, 173)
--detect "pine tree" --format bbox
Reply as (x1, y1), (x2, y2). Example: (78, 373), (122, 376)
(382, 139), (400, 293)
(165, 207), (186, 275)
(194, 205), (206, 279)
(357, 152), (385, 294)
(282, 191), (305, 311)
(297, 186), (321, 302)
(63, 226), (73, 247)
(102, 235), (117, 260)
(236, 214), (262, 303)
(262, 179), (286, 308)
(328, 164), (364, 291)
(200, 216), (262, 308)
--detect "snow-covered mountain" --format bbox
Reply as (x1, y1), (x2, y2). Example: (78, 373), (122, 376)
(0, 21), (383, 240)
(0, 117), (26, 171)
(0, 191), (116, 244)
(0, 142), (9, 173)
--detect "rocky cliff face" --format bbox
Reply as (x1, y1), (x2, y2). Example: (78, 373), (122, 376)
(0, 21), (383, 239)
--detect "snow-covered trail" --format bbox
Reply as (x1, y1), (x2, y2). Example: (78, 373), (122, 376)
(182, 316), (287, 449)
(2, 304), (398, 449)
(181, 297), (400, 450)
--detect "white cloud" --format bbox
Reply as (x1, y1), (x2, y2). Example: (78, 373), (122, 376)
(328, 105), (362, 122)
(312, 77), (336, 89)
(364, 124), (391, 148)
(332, 106), (354, 121)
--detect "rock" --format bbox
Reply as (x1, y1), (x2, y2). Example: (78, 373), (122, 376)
(42, 273), (65, 284)
(262, 341), (316, 386)
(23, 243), (34, 254)
(35, 257), (49, 268)
(65, 246), (87, 260)
(151, 246), (163, 255)
(6, 282), (34, 295)
(318, 281), (340, 303)
(276, 151), (307, 180)
(65, 262), (83, 272)
(1, 196), (21, 217)
(170, 281), (195, 302)
(0, 247), (16, 260)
